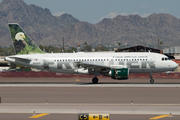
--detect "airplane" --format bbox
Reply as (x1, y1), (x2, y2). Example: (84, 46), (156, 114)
(5, 23), (178, 84)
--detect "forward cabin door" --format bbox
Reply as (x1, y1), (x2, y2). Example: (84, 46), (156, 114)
(148, 54), (156, 71)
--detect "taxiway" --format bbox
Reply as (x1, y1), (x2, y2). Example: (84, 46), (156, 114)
(0, 77), (179, 120)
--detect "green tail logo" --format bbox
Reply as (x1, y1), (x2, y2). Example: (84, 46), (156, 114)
(8, 23), (45, 54)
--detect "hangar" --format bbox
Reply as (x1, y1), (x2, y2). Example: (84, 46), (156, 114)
(115, 45), (161, 53)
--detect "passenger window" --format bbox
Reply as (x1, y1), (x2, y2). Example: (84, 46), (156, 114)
(162, 58), (164, 61)
(165, 58), (168, 60)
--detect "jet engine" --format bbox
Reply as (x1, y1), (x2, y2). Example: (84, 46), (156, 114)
(108, 68), (129, 80)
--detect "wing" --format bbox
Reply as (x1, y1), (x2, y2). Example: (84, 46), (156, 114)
(75, 61), (125, 74)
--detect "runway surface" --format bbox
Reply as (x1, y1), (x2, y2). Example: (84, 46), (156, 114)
(0, 77), (180, 120)
(0, 77), (180, 83)
(0, 103), (179, 114)
(0, 113), (179, 120)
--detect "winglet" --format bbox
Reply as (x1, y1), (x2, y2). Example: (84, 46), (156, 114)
(8, 23), (45, 54)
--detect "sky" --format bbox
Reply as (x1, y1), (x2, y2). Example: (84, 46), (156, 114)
(2, 0), (180, 24)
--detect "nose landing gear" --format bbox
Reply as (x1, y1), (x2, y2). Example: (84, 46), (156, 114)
(150, 73), (154, 83)
(150, 79), (154, 83)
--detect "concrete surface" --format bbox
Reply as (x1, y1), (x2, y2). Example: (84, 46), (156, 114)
(0, 103), (179, 115)
(0, 77), (179, 120)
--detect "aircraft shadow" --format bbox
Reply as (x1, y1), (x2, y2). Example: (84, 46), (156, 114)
(0, 82), (180, 85)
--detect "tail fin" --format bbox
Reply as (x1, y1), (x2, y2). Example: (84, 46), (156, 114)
(8, 23), (45, 54)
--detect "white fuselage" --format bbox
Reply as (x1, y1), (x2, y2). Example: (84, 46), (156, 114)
(5, 52), (178, 75)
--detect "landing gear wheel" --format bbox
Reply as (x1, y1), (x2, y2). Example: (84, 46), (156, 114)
(149, 73), (154, 84)
(92, 77), (98, 84)
(150, 79), (154, 83)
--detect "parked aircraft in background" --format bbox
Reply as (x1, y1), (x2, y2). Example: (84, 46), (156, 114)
(5, 23), (178, 83)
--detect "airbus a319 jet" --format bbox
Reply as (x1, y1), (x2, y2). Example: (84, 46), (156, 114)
(5, 23), (178, 83)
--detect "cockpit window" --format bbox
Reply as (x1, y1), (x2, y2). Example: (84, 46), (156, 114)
(162, 57), (170, 61)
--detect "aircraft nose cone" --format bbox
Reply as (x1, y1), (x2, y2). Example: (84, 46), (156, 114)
(175, 62), (178, 68)
(172, 61), (178, 69)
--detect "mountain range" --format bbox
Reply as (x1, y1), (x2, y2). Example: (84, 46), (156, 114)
(0, 0), (180, 49)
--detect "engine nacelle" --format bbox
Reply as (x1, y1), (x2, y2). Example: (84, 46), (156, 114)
(74, 68), (89, 74)
(109, 68), (129, 80)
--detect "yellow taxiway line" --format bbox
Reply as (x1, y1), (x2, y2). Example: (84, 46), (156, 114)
(76, 79), (80, 81)
(149, 115), (170, 119)
(29, 113), (50, 118)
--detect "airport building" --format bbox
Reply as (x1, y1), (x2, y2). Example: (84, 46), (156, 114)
(115, 45), (161, 53)
(163, 46), (180, 55)
(0, 56), (9, 71)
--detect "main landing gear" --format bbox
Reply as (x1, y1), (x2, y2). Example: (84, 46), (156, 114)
(150, 73), (154, 83)
(92, 77), (98, 84)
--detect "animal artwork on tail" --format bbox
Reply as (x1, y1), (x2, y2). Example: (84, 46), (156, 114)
(8, 24), (45, 54)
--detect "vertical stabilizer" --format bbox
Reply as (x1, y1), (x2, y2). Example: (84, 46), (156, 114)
(8, 23), (45, 54)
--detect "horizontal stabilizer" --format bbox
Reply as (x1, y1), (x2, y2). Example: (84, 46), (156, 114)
(9, 56), (32, 61)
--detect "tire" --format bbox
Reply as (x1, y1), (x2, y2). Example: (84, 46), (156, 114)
(92, 77), (98, 84)
(150, 79), (154, 83)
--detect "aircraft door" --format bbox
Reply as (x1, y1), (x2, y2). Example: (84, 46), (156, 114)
(43, 59), (49, 69)
(149, 55), (156, 61)
(109, 58), (114, 66)
(148, 55), (156, 69)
